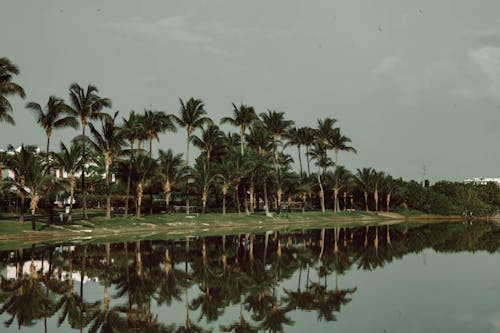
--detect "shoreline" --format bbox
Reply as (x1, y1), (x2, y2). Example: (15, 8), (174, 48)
(0, 211), (484, 249)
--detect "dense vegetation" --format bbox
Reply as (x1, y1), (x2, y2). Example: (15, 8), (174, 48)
(1, 57), (499, 228)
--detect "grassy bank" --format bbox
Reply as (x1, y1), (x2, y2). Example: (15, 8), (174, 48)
(0, 210), (467, 250)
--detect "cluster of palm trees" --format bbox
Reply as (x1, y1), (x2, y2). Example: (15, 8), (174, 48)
(1, 57), (402, 224)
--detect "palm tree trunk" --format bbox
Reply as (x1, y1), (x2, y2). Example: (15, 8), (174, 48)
(364, 191), (369, 212)
(317, 166), (325, 213)
(69, 176), (75, 223)
(240, 126), (244, 156)
(19, 191), (25, 222)
(263, 179), (270, 215)
(374, 189), (379, 213)
(148, 138), (153, 215)
(333, 188), (339, 212)
(235, 184), (241, 214)
(105, 157), (111, 219)
(297, 145), (303, 176)
(46, 132), (54, 225)
(136, 182), (143, 218)
(81, 123), (88, 220)
(185, 131), (191, 215)
(202, 191), (207, 214)
(31, 208), (36, 231)
(386, 193), (391, 212)
(222, 186), (227, 215)
(124, 143), (133, 218)
(306, 145), (311, 177)
(249, 182), (255, 213)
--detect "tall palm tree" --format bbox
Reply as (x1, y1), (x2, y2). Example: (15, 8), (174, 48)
(158, 149), (185, 212)
(316, 117), (337, 174)
(88, 111), (124, 219)
(27, 96), (78, 224)
(283, 127), (305, 176)
(172, 97), (212, 214)
(51, 142), (84, 223)
(220, 103), (257, 156)
(309, 142), (327, 212)
(371, 170), (385, 213)
(192, 157), (218, 214)
(172, 97), (212, 166)
(355, 167), (374, 212)
(26, 96), (78, 159)
(326, 166), (352, 212)
(301, 127), (316, 177)
(328, 128), (356, 168)
(191, 124), (223, 165)
(142, 109), (176, 158)
(0, 57), (25, 125)
(260, 110), (294, 167)
(68, 83), (112, 219)
(120, 111), (144, 217)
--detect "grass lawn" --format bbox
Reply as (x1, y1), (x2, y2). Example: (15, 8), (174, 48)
(0, 210), (461, 250)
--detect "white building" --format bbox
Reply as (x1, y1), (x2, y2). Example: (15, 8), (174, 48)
(463, 177), (500, 186)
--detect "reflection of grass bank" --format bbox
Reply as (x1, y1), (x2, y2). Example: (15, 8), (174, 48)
(0, 211), (466, 249)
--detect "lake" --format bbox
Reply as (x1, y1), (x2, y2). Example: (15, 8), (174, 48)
(0, 221), (499, 332)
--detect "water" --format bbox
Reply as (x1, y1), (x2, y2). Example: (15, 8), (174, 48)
(0, 221), (498, 332)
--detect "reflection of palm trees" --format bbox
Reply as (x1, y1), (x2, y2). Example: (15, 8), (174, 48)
(0, 253), (57, 329)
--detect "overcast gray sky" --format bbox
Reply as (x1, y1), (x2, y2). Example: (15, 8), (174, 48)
(2, 0), (500, 182)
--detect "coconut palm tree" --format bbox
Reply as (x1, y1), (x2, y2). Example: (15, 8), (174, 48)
(172, 97), (212, 214)
(381, 175), (398, 212)
(192, 157), (218, 213)
(158, 149), (185, 213)
(3, 145), (53, 230)
(3, 145), (38, 222)
(216, 159), (234, 215)
(316, 118), (337, 174)
(0, 57), (25, 125)
(283, 127), (305, 176)
(120, 111), (144, 217)
(260, 110), (294, 167)
(309, 142), (327, 212)
(328, 128), (356, 169)
(371, 170), (385, 213)
(26, 96), (78, 159)
(51, 142), (84, 222)
(172, 98), (211, 166)
(301, 127), (316, 177)
(326, 166), (352, 212)
(220, 103), (257, 156)
(355, 167), (374, 212)
(191, 124), (223, 165)
(67, 83), (112, 219)
(88, 111), (124, 219)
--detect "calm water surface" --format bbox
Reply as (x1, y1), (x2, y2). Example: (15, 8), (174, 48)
(0, 221), (499, 332)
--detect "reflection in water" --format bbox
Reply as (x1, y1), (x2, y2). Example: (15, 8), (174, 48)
(0, 221), (498, 332)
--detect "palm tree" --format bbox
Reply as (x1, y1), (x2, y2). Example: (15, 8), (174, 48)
(355, 167), (374, 212)
(172, 97), (212, 214)
(172, 98), (212, 166)
(0, 57), (25, 125)
(26, 96), (78, 159)
(191, 124), (223, 165)
(326, 166), (352, 212)
(68, 83), (112, 219)
(371, 170), (385, 213)
(309, 142), (327, 212)
(158, 149), (185, 212)
(120, 111), (144, 217)
(3, 145), (38, 222)
(88, 111), (124, 219)
(221, 103), (257, 156)
(3, 145), (53, 230)
(260, 110), (294, 167)
(381, 175), (398, 212)
(51, 142), (84, 223)
(216, 159), (234, 215)
(192, 157), (217, 213)
(283, 127), (305, 176)
(301, 127), (316, 177)
(316, 117), (337, 174)
(328, 128), (356, 169)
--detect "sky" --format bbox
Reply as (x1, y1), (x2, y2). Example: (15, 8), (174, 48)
(2, 0), (500, 182)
